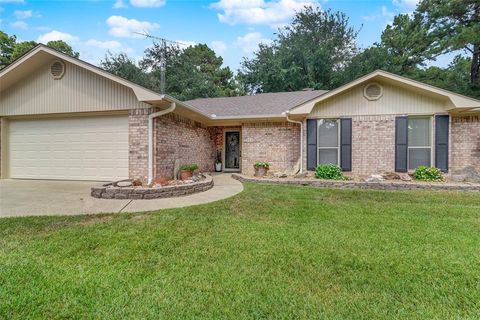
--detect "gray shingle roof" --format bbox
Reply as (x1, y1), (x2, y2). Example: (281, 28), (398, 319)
(185, 90), (328, 117)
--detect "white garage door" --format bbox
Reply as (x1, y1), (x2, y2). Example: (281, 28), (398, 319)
(8, 115), (129, 181)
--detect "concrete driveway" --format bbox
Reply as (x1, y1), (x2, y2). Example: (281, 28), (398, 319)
(0, 174), (243, 218)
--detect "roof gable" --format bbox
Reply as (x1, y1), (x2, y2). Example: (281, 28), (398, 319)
(290, 70), (480, 115)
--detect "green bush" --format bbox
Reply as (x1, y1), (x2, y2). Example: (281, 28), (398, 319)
(413, 166), (444, 182)
(315, 164), (345, 180)
(254, 162), (270, 169)
(180, 164), (199, 172)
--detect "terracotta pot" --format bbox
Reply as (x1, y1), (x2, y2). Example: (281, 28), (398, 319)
(180, 170), (193, 181)
(254, 166), (268, 177)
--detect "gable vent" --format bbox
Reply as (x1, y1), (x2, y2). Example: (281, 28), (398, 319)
(364, 83), (383, 101)
(50, 60), (65, 79)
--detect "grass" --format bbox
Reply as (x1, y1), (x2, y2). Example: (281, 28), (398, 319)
(1, 182), (480, 319)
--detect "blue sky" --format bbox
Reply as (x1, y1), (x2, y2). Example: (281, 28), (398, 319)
(0, 0), (426, 70)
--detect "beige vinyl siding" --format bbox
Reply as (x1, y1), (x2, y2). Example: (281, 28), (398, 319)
(0, 60), (150, 116)
(310, 81), (448, 118)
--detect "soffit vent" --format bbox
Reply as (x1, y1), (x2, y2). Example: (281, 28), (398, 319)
(50, 60), (65, 80)
(363, 83), (383, 101)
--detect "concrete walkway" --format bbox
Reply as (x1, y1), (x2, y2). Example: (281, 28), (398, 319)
(0, 174), (243, 218)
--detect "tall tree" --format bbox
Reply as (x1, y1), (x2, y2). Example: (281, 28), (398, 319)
(101, 52), (152, 89)
(142, 43), (240, 100)
(0, 31), (79, 69)
(47, 40), (80, 58)
(418, 0), (480, 87)
(0, 31), (17, 69)
(380, 13), (439, 74)
(10, 41), (37, 62)
(240, 6), (359, 93)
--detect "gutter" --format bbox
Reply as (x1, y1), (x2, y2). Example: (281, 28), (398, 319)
(148, 102), (176, 185)
(283, 111), (303, 174)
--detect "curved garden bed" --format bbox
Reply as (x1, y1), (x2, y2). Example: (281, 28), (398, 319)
(91, 175), (214, 199)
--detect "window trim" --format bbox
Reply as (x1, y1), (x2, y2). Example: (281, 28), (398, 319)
(317, 118), (341, 166)
(407, 116), (433, 171)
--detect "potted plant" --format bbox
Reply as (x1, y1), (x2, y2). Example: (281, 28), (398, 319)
(254, 162), (270, 177)
(215, 150), (222, 172)
(179, 164), (198, 180)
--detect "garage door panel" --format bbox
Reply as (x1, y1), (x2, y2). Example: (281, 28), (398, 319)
(8, 116), (129, 181)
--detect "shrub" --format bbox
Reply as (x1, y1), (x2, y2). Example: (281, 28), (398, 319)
(413, 166), (444, 182)
(315, 164), (345, 180)
(254, 162), (270, 169)
(180, 164), (199, 172)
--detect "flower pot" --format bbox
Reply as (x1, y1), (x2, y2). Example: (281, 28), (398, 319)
(254, 167), (268, 177)
(215, 163), (222, 172)
(180, 170), (193, 181)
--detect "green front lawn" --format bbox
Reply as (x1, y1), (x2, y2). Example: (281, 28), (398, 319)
(1, 183), (480, 319)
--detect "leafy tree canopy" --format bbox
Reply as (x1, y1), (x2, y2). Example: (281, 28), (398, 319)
(240, 7), (359, 93)
(0, 31), (79, 69)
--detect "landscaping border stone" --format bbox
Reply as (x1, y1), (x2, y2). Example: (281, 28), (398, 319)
(232, 174), (480, 192)
(91, 175), (214, 199)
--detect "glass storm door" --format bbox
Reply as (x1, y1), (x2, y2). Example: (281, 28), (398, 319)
(225, 132), (240, 170)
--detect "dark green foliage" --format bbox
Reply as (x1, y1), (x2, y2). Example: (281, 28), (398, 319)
(0, 31), (79, 70)
(253, 161), (270, 169)
(414, 166), (445, 181)
(102, 43), (243, 100)
(315, 164), (345, 180)
(240, 7), (359, 93)
(101, 52), (152, 88)
(179, 164), (199, 172)
(46, 40), (80, 58)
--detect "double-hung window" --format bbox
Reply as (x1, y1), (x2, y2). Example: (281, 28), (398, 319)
(408, 117), (432, 170)
(317, 119), (340, 165)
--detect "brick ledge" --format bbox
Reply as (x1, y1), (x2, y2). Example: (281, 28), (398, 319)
(231, 174), (480, 192)
(91, 175), (214, 199)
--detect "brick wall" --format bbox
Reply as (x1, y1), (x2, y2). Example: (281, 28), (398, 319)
(350, 115), (396, 177)
(155, 113), (215, 179)
(450, 115), (480, 173)
(129, 108), (152, 182)
(304, 115), (396, 178)
(241, 122), (301, 176)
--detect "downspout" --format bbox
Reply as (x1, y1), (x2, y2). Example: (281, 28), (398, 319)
(283, 111), (303, 174)
(148, 102), (176, 185)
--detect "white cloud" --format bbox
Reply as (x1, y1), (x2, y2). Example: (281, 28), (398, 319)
(10, 20), (28, 29)
(37, 30), (79, 43)
(362, 5), (394, 21)
(85, 39), (122, 50)
(113, 0), (128, 8)
(211, 0), (319, 26)
(234, 31), (271, 55)
(130, 0), (166, 7)
(176, 39), (196, 48)
(392, 0), (419, 12)
(211, 40), (227, 55)
(14, 10), (32, 19)
(106, 15), (159, 38)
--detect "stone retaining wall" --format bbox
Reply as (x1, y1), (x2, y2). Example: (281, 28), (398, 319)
(91, 175), (214, 199)
(232, 174), (480, 192)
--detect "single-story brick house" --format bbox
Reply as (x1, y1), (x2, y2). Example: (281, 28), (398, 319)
(1, 44), (479, 183)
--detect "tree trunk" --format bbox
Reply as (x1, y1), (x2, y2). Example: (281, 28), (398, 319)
(471, 43), (480, 87)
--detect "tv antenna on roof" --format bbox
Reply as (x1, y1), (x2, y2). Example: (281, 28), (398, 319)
(133, 31), (189, 94)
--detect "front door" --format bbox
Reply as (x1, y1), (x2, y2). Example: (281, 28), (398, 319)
(225, 131), (240, 170)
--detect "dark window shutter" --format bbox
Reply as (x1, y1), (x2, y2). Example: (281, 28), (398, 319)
(340, 118), (352, 171)
(395, 116), (408, 172)
(435, 115), (449, 172)
(306, 119), (317, 170)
